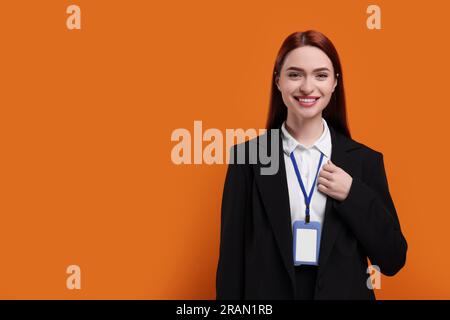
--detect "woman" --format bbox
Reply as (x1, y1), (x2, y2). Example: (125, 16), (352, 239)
(216, 30), (407, 300)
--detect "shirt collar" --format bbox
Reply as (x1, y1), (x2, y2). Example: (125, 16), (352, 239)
(281, 117), (331, 158)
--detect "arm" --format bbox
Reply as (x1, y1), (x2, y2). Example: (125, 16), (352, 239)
(333, 152), (408, 276)
(216, 149), (250, 299)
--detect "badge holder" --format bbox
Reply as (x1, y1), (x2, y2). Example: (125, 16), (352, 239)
(293, 220), (321, 266)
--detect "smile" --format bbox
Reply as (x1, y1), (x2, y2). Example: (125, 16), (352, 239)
(294, 96), (320, 108)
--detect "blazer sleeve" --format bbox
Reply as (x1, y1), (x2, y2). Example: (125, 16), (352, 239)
(216, 148), (251, 300)
(332, 151), (408, 276)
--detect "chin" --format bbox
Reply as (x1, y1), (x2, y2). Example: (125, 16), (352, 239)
(290, 106), (323, 120)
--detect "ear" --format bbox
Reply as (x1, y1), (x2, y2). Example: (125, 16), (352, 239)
(275, 76), (281, 92)
(332, 76), (338, 92)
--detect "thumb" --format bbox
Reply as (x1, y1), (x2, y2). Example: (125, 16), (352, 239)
(328, 159), (336, 168)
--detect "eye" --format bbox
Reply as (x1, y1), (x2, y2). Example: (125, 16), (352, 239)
(317, 74), (328, 79)
(288, 72), (302, 78)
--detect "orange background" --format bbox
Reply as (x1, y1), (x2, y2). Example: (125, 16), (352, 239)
(0, 0), (448, 299)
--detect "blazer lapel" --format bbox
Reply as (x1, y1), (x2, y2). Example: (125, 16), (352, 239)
(254, 125), (362, 295)
(317, 126), (357, 271)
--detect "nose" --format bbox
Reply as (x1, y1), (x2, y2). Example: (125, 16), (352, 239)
(299, 76), (314, 94)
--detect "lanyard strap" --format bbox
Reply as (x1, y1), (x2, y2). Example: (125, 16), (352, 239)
(289, 151), (324, 224)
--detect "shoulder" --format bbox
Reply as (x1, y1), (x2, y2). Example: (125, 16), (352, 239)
(226, 130), (277, 179)
(350, 137), (382, 158)
(333, 126), (383, 158)
(228, 130), (276, 162)
(334, 129), (385, 173)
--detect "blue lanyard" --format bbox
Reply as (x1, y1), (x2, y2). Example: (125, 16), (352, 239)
(289, 151), (324, 224)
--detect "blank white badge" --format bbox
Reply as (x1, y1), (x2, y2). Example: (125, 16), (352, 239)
(293, 220), (321, 266)
(295, 228), (317, 263)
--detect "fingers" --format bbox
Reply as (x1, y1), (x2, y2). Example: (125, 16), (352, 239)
(317, 176), (332, 188)
(322, 159), (337, 173)
(318, 160), (334, 188)
(319, 169), (333, 180)
(317, 182), (329, 194)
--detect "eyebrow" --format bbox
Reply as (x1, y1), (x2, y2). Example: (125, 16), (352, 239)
(285, 66), (331, 72)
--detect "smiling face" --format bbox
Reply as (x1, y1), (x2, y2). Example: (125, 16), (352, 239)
(276, 45), (338, 121)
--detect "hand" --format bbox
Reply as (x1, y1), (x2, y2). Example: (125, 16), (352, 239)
(317, 159), (353, 202)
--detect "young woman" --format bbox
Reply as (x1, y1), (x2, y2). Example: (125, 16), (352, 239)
(216, 30), (407, 300)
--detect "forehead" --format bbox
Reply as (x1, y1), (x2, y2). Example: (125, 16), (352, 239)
(282, 46), (333, 71)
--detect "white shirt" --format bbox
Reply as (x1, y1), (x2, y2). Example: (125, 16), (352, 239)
(281, 118), (332, 233)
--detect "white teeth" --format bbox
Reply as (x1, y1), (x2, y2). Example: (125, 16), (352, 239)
(297, 98), (317, 103)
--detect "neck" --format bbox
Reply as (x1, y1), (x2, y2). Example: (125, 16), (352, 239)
(285, 112), (324, 147)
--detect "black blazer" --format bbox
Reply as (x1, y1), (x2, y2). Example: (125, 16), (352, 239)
(216, 125), (407, 300)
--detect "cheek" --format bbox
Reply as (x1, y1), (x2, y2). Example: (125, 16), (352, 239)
(317, 84), (335, 104)
(279, 83), (297, 102)
(319, 83), (335, 97)
(279, 81), (297, 94)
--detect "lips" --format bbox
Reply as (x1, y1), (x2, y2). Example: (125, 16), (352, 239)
(294, 96), (320, 108)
